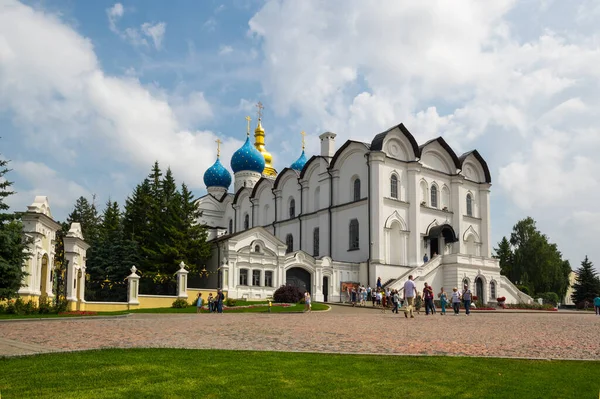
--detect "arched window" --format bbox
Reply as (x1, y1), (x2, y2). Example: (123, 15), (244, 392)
(289, 198), (295, 218)
(313, 227), (320, 257)
(349, 219), (359, 250)
(353, 178), (361, 201)
(431, 185), (438, 208)
(490, 281), (496, 300)
(244, 213), (250, 230)
(254, 245), (260, 253)
(390, 175), (398, 199)
(286, 234), (293, 253)
(228, 219), (233, 234)
(466, 193), (473, 216)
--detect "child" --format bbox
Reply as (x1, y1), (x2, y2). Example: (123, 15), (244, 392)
(196, 293), (203, 314)
(438, 287), (448, 315)
(451, 287), (461, 315)
(208, 293), (214, 313)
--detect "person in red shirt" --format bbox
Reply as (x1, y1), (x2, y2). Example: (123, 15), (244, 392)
(423, 282), (435, 315)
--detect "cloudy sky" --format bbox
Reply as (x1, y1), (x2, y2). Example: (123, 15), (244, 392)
(1, 0), (599, 271)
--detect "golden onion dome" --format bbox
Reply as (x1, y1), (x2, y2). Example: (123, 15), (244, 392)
(254, 119), (277, 177)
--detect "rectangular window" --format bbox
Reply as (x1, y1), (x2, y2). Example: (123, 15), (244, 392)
(313, 227), (320, 257)
(239, 269), (248, 286)
(265, 271), (273, 287)
(391, 176), (398, 199)
(349, 219), (359, 250)
(252, 270), (261, 286)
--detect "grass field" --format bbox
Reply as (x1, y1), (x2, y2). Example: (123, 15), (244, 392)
(0, 302), (329, 319)
(0, 349), (597, 398)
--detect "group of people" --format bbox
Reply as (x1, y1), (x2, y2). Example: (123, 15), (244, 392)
(195, 289), (225, 313)
(402, 275), (474, 317)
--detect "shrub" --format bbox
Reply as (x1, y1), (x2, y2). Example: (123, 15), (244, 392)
(273, 285), (303, 303)
(516, 285), (530, 295)
(539, 292), (559, 306)
(22, 300), (37, 315)
(38, 296), (52, 314)
(225, 298), (237, 307)
(172, 298), (189, 308)
(53, 299), (68, 313)
(506, 303), (555, 311)
(0, 303), (5, 313)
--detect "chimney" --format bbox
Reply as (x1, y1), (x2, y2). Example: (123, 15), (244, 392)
(319, 132), (337, 158)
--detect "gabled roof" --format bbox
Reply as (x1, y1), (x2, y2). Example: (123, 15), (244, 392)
(370, 123), (421, 158)
(299, 155), (328, 179)
(458, 150), (492, 183)
(250, 177), (274, 199)
(273, 167), (300, 190)
(233, 186), (252, 204)
(419, 137), (461, 170)
(329, 140), (370, 169)
(211, 225), (286, 246)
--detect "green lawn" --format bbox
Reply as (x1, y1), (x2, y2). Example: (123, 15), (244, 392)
(0, 349), (597, 398)
(0, 302), (328, 319)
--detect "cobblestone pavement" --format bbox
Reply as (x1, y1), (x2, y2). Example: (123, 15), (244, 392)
(1, 306), (598, 359)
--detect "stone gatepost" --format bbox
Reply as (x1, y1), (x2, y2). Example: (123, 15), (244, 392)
(176, 261), (189, 299)
(127, 266), (140, 306)
(64, 223), (90, 311)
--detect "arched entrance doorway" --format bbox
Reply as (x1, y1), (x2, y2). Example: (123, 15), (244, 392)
(475, 277), (484, 304)
(322, 276), (329, 302)
(426, 223), (458, 257)
(286, 267), (311, 294)
(40, 254), (49, 295)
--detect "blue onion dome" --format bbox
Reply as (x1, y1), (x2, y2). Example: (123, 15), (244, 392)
(203, 158), (232, 188)
(290, 150), (308, 171)
(230, 136), (266, 173)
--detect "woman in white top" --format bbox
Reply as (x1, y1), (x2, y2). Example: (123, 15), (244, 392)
(451, 287), (461, 315)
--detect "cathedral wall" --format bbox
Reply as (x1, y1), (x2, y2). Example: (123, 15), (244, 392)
(279, 173), (301, 221)
(256, 184), (274, 226)
(334, 149), (368, 205)
(331, 201), (368, 263)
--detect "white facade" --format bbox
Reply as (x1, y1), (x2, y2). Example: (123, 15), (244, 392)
(197, 123), (531, 304)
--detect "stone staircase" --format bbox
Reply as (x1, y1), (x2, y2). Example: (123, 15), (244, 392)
(385, 255), (444, 294)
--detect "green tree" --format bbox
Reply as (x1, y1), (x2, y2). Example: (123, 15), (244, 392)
(67, 196), (101, 244)
(571, 256), (600, 304)
(0, 153), (31, 300)
(507, 217), (569, 297)
(493, 236), (513, 278)
(179, 182), (210, 273)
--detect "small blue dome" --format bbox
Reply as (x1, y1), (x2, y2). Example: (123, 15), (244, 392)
(290, 150), (308, 171)
(230, 137), (266, 174)
(203, 158), (232, 189)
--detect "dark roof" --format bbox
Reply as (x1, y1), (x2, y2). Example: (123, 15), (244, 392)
(458, 150), (492, 183)
(426, 223), (458, 243)
(329, 140), (370, 169)
(299, 155), (328, 179)
(250, 177), (274, 198)
(370, 123), (420, 158)
(273, 167), (299, 190)
(419, 137), (461, 170)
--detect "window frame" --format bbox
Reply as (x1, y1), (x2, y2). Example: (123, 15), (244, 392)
(289, 198), (295, 218)
(239, 269), (249, 286)
(252, 270), (261, 286)
(390, 174), (398, 199)
(228, 219), (233, 234)
(313, 227), (320, 257)
(244, 213), (250, 230)
(264, 271), (273, 287)
(466, 193), (473, 216)
(353, 178), (361, 201)
(431, 184), (438, 208)
(349, 219), (359, 250)
(286, 234), (293, 253)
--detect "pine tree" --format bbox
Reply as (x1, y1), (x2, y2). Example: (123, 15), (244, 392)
(571, 256), (600, 305)
(67, 196), (101, 243)
(0, 152), (31, 300)
(180, 182), (210, 273)
(123, 179), (152, 270)
(493, 236), (513, 278)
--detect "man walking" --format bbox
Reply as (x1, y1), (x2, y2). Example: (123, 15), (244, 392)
(423, 282), (435, 315)
(403, 275), (417, 318)
(462, 284), (472, 315)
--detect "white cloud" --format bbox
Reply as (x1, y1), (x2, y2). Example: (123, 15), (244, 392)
(0, 0), (239, 218)
(248, 0), (600, 268)
(141, 22), (166, 50)
(105, 3), (166, 50)
(218, 45), (233, 55)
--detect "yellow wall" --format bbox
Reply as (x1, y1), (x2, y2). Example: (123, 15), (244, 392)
(138, 295), (177, 309)
(187, 289), (227, 305)
(84, 302), (136, 312)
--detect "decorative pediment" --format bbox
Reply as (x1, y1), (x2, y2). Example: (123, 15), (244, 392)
(66, 222), (84, 240)
(27, 196), (53, 218)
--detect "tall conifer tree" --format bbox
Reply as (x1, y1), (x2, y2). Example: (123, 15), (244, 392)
(571, 256), (600, 304)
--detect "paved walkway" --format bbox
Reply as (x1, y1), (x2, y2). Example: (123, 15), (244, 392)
(1, 305), (598, 360)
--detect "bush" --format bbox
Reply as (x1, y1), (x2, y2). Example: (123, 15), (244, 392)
(516, 285), (530, 295)
(225, 298), (237, 307)
(38, 296), (52, 314)
(172, 298), (189, 308)
(538, 292), (559, 306)
(506, 303), (555, 310)
(53, 299), (68, 313)
(22, 300), (37, 315)
(273, 285), (303, 303)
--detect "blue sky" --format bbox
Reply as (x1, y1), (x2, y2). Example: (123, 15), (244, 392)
(1, 0), (600, 271)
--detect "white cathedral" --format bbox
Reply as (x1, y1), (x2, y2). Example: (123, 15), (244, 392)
(196, 107), (531, 304)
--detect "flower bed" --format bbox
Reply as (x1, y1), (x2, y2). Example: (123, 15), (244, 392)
(58, 311), (99, 316)
(505, 303), (557, 311)
(204, 303), (293, 310)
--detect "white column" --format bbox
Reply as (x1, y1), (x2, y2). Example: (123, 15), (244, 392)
(368, 152), (386, 264)
(406, 166), (420, 266)
(479, 184), (492, 257)
(176, 261), (189, 299)
(451, 177), (465, 254)
(127, 266), (140, 305)
(77, 267), (86, 304)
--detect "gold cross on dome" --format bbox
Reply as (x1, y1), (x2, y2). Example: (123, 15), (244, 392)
(301, 131), (306, 150)
(245, 116), (251, 136)
(256, 101), (264, 120)
(215, 138), (222, 157)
